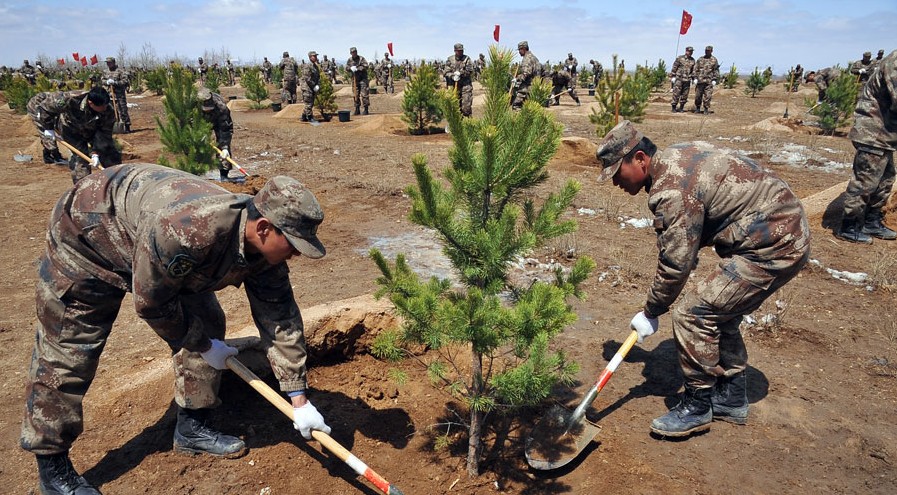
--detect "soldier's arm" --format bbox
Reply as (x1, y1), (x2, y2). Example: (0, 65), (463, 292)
(215, 104), (234, 148)
(37, 92), (67, 129)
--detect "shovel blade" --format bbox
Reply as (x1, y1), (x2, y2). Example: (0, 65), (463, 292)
(525, 404), (601, 470)
(113, 122), (127, 134)
(14, 154), (33, 163)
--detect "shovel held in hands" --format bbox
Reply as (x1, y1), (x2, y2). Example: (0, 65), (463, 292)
(224, 356), (405, 495)
(54, 136), (104, 170)
(525, 330), (639, 470)
(211, 144), (250, 176)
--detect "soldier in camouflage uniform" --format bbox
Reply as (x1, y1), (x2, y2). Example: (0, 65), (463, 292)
(669, 46), (695, 112)
(299, 51), (321, 123)
(835, 50), (897, 244)
(589, 59), (604, 88)
(225, 59), (236, 86)
(511, 40), (540, 109)
(850, 51), (875, 85)
(261, 56), (273, 83)
(548, 68), (580, 106)
(692, 45), (720, 114)
(21, 165), (332, 494)
(444, 43), (475, 117)
(196, 87), (235, 181)
(814, 66), (841, 103)
(279, 51), (299, 105)
(27, 87), (120, 182)
(197, 57), (208, 84)
(321, 55), (337, 83)
(475, 53), (486, 81)
(21, 59), (38, 85)
(595, 120), (810, 438)
(379, 53), (395, 94)
(347, 47), (370, 115)
(563, 52), (578, 89)
(103, 56), (131, 132)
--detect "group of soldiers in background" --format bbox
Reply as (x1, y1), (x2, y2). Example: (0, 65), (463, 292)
(669, 45), (720, 114)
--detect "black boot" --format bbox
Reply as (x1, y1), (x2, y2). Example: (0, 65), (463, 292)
(219, 169), (230, 182)
(671, 103), (677, 113)
(835, 217), (873, 244)
(36, 452), (102, 494)
(301, 113), (309, 122)
(678, 103), (685, 112)
(862, 211), (897, 240)
(650, 386), (712, 437)
(711, 372), (749, 424)
(173, 407), (246, 458)
(124, 124), (131, 133)
(43, 149), (55, 164)
(353, 105), (360, 116)
(362, 106), (369, 115)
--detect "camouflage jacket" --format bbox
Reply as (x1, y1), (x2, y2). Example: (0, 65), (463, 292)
(670, 54), (695, 79)
(28, 91), (116, 148)
(849, 58), (875, 83)
(516, 51), (541, 83)
(198, 61), (208, 75)
(280, 56), (299, 79)
(564, 56), (578, 75)
(347, 55), (369, 80)
(444, 54), (474, 83)
(550, 69), (573, 88)
(46, 164), (310, 389)
(262, 60), (273, 74)
(693, 55), (720, 83)
(299, 62), (320, 91)
(815, 67), (841, 87)
(379, 58), (394, 77)
(102, 65), (130, 91)
(849, 50), (897, 152)
(643, 143), (809, 317)
(200, 93), (233, 149)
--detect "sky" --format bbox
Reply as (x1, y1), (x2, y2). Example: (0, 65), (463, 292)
(1, 0), (893, 74)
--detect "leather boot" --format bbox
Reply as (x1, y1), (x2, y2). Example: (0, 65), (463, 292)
(174, 407), (246, 458)
(678, 103), (685, 112)
(671, 103), (677, 113)
(301, 113), (309, 122)
(362, 106), (369, 115)
(36, 452), (102, 494)
(650, 386), (712, 437)
(353, 105), (360, 116)
(862, 210), (897, 240)
(43, 149), (55, 164)
(219, 169), (230, 182)
(711, 372), (749, 424)
(835, 217), (873, 244)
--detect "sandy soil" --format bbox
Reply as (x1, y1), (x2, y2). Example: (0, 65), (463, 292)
(0, 79), (895, 495)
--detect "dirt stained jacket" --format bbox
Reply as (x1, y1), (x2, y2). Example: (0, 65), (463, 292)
(28, 91), (116, 149)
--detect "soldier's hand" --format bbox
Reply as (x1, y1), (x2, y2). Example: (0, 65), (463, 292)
(218, 147), (230, 160)
(630, 311), (659, 344)
(671, 77), (677, 83)
(859, 68), (866, 74)
(199, 339), (239, 370)
(42, 129), (57, 139)
(692, 79), (698, 85)
(89, 153), (101, 168)
(712, 80), (717, 86)
(293, 401), (331, 440)
(105, 78), (115, 86)
(350, 65), (357, 72)
(313, 85), (319, 92)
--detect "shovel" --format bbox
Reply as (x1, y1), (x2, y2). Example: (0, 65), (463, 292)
(211, 144), (250, 177)
(224, 356), (405, 495)
(525, 330), (639, 470)
(108, 89), (128, 134)
(13, 151), (33, 162)
(54, 137), (104, 170)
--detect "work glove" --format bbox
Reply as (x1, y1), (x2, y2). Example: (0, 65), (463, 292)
(293, 401), (331, 440)
(42, 129), (56, 139)
(313, 84), (319, 92)
(671, 77), (677, 83)
(711, 80), (717, 86)
(388, 63), (392, 69)
(88, 153), (101, 168)
(859, 68), (866, 74)
(350, 65), (357, 72)
(218, 147), (230, 160)
(105, 78), (115, 86)
(630, 311), (659, 344)
(199, 338), (238, 370)
(567, 65), (572, 71)
(692, 79), (698, 85)
(453, 71), (460, 82)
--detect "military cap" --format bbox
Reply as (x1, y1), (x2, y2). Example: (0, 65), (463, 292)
(105, 56), (116, 64)
(350, 46), (358, 53)
(685, 46), (694, 51)
(308, 50), (317, 58)
(196, 87), (214, 109)
(23, 59), (29, 64)
(863, 51), (872, 58)
(283, 51), (289, 58)
(568, 52), (573, 57)
(705, 45), (713, 51)
(518, 40), (529, 49)
(253, 177), (326, 259)
(595, 120), (644, 181)
(454, 43), (464, 51)
(878, 49), (885, 55)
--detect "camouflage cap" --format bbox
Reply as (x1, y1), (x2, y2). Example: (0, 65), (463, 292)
(685, 46), (694, 52)
(105, 56), (116, 64)
(308, 50), (317, 58)
(454, 43), (464, 51)
(863, 51), (872, 58)
(350, 46), (358, 53)
(705, 45), (713, 51)
(595, 120), (644, 181)
(253, 176), (326, 259)
(518, 40), (529, 49)
(196, 87), (214, 109)
(283, 51), (289, 58)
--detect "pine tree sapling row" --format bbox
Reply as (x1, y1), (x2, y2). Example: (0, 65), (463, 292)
(589, 54), (650, 137)
(155, 67), (216, 174)
(371, 45), (594, 477)
(401, 63), (444, 135)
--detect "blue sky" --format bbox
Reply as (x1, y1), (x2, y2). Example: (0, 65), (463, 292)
(1, 0), (893, 74)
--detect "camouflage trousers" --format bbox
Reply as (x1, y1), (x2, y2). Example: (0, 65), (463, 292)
(110, 89), (130, 126)
(511, 82), (532, 108)
(671, 244), (809, 388)
(282, 77), (297, 104)
(352, 77), (370, 107)
(671, 79), (691, 107)
(27, 93), (59, 153)
(382, 74), (394, 94)
(842, 146), (896, 220)
(694, 82), (714, 111)
(451, 82), (473, 116)
(300, 83), (316, 120)
(21, 256), (227, 455)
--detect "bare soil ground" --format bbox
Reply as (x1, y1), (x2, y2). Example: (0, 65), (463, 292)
(0, 80), (895, 495)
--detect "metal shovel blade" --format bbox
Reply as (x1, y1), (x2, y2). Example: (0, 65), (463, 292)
(525, 403), (601, 470)
(14, 153), (33, 162)
(113, 122), (127, 134)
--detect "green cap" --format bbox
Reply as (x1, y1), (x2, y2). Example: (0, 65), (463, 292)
(253, 176), (325, 258)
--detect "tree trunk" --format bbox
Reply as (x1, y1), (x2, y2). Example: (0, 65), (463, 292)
(466, 349), (484, 477)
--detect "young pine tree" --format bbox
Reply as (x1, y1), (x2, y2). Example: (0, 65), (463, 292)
(809, 66), (858, 135)
(155, 67), (216, 174)
(371, 45), (594, 477)
(241, 67), (269, 108)
(589, 55), (650, 137)
(401, 62), (443, 135)
(723, 64), (739, 89)
(314, 72), (338, 119)
(744, 67), (769, 97)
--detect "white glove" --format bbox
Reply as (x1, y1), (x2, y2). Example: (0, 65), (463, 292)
(567, 65), (572, 71)
(453, 72), (460, 82)
(692, 79), (698, 84)
(105, 78), (115, 86)
(711, 80), (717, 86)
(218, 147), (230, 160)
(199, 339), (238, 370)
(388, 63), (392, 68)
(671, 77), (677, 83)
(313, 84), (319, 92)
(89, 153), (101, 168)
(350, 65), (357, 72)
(43, 129), (56, 139)
(293, 401), (331, 440)
(859, 68), (866, 74)
(630, 311), (659, 344)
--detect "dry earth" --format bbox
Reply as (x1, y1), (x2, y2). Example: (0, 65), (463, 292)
(0, 78), (895, 495)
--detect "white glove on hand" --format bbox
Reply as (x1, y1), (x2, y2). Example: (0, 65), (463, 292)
(859, 68), (866, 74)
(567, 65), (572, 71)
(350, 65), (357, 72)
(692, 79), (698, 85)
(630, 311), (659, 344)
(218, 147), (230, 160)
(313, 84), (319, 92)
(452, 72), (460, 82)
(712, 80), (717, 86)
(293, 401), (331, 440)
(105, 78), (115, 86)
(43, 129), (56, 139)
(388, 64), (392, 68)
(89, 153), (101, 168)
(199, 339), (238, 370)
(671, 77), (677, 83)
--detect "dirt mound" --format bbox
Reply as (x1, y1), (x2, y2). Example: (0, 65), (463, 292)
(216, 174), (269, 194)
(552, 136), (598, 167)
(355, 114), (407, 135)
(227, 99), (271, 112)
(271, 103), (304, 119)
(747, 116), (795, 132)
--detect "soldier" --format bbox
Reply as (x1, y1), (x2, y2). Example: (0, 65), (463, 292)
(548, 68), (580, 106)
(814, 66), (841, 103)
(197, 57), (208, 84)
(871, 49), (885, 72)
(379, 53), (395, 94)
(850, 51), (875, 85)
(589, 59), (604, 88)
(279, 51), (299, 104)
(103, 56), (131, 132)
(692, 45), (720, 114)
(346, 46), (370, 115)
(225, 59), (236, 86)
(27, 87), (120, 183)
(669, 46), (695, 112)
(475, 53), (486, 81)
(262, 56), (273, 83)
(21, 59), (37, 85)
(595, 120), (810, 438)
(299, 51), (321, 123)
(790, 64), (804, 92)
(320, 55), (335, 83)
(403, 59), (413, 81)
(21, 164), (332, 494)
(511, 40), (540, 109)
(564, 52), (578, 88)
(444, 43), (475, 117)
(196, 87), (236, 181)
(835, 49), (897, 244)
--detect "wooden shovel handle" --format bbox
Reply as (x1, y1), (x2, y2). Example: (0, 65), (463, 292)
(55, 137), (104, 170)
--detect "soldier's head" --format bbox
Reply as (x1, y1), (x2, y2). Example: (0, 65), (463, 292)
(863, 51), (872, 62)
(704, 45), (713, 55)
(454, 43), (464, 56)
(198, 57), (204, 63)
(196, 87), (215, 112)
(877, 49), (885, 60)
(324, 55), (329, 61)
(308, 51), (318, 63)
(283, 51), (289, 58)
(568, 52), (573, 58)
(86, 86), (110, 112)
(595, 120), (656, 195)
(349, 47), (358, 57)
(251, 176), (326, 262)
(23, 59), (30, 65)
(105, 56), (116, 67)
(685, 46), (694, 55)
(517, 41), (529, 55)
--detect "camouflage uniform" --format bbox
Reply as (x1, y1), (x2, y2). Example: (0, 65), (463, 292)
(103, 57), (131, 129)
(225, 60), (236, 86)
(379, 55), (395, 94)
(590, 59), (604, 88)
(563, 53), (578, 89)
(692, 46), (720, 113)
(549, 69), (580, 106)
(261, 57), (273, 83)
(321, 56), (337, 83)
(197, 58), (208, 84)
(840, 50), (897, 235)
(21, 164), (316, 456)
(644, 142), (810, 388)
(814, 67), (841, 102)
(26, 90), (120, 183)
(444, 45), (474, 117)
(198, 90), (234, 176)
(21, 60), (37, 85)
(299, 54), (321, 121)
(279, 53), (299, 104)
(849, 52), (875, 85)
(347, 49), (370, 113)
(475, 54), (486, 81)
(511, 41), (540, 109)
(670, 48), (695, 111)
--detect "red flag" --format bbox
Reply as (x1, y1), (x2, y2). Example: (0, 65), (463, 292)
(493, 24), (500, 42)
(80, 56), (87, 66)
(90, 54), (98, 65)
(72, 52), (80, 62)
(679, 10), (693, 35)
(387, 42), (394, 57)
(57, 58), (65, 65)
